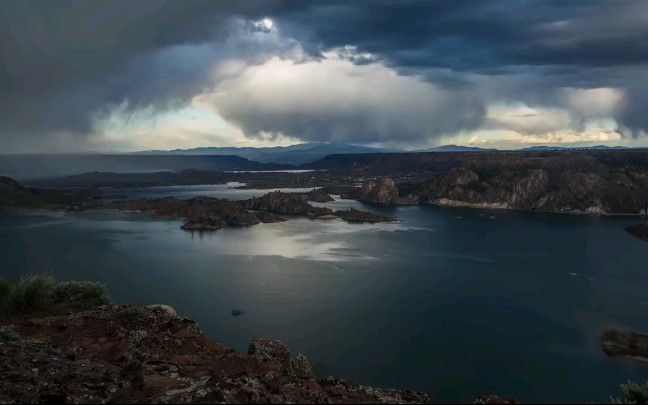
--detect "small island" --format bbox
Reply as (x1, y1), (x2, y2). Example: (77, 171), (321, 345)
(601, 327), (648, 361)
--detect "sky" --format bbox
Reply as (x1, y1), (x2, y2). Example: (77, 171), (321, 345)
(2, 0), (648, 152)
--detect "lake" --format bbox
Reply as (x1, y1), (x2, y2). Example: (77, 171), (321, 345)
(1, 186), (647, 403)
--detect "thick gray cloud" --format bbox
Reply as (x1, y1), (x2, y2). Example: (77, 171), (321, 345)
(1, 0), (647, 151)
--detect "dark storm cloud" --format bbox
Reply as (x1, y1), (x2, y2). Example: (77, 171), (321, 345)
(0, 0), (279, 141)
(1, 0), (647, 150)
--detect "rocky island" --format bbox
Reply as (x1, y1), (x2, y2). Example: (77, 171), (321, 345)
(0, 176), (398, 230)
(601, 327), (648, 362)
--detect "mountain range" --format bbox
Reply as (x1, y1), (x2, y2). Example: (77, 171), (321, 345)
(135, 143), (632, 165)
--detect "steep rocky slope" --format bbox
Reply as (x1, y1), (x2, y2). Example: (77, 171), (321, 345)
(0, 176), (36, 204)
(0, 305), (433, 404)
(415, 164), (648, 214)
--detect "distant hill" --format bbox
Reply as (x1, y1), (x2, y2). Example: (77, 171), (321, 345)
(414, 145), (498, 152)
(518, 145), (629, 151)
(135, 143), (400, 165)
(0, 154), (288, 180)
(302, 149), (648, 175)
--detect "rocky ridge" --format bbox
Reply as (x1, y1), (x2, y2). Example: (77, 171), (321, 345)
(625, 223), (648, 241)
(0, 305), (433, 404)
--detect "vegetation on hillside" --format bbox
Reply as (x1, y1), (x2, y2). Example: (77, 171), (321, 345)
(0, 274), (109, 312)
(610, 381), (648, 404)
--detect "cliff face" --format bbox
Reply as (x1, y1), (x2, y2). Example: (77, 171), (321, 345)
(0, 176), (35, 204)
(0, 305), (432, 404)
(415, 164), (648, 214)
(341, 177), (418, 205)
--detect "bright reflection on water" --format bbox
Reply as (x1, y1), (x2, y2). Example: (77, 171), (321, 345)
(1, 186), (648, 403)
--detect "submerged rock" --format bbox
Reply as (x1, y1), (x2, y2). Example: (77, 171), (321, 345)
(602, 327), (648, 361)
(335, 208), (398, 223)
(625, 223), (648, 242)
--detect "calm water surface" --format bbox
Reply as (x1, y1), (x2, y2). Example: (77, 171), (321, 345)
(1, 186), (647, 403)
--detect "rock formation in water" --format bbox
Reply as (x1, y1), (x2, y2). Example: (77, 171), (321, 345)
(0, 304), (433, 404)
(103, 197), (260, 229)
(601, 327), (648, 361)
(252, 211), (288, 223)
(0, 176), (36, 204)
(334, 208), (398, 223)
(296, 189), (335, 203)
(341, 177), (418, 205)
(625, 223), (648, 242)
(241, 191), (334, 218)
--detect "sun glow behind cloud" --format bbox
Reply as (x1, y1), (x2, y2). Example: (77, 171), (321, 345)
(63, 14), (648, 152)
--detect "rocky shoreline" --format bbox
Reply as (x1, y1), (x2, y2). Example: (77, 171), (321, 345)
(0, 303), (527, 404)
(625, 223), (648, 241)
(0, 304), (435, 404)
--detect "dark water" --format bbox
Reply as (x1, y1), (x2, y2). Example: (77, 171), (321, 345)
(1, 187), (647, 403)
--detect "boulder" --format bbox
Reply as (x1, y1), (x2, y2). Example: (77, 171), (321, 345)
(602, 327), (648, 360)
(291, 353), (315, 379)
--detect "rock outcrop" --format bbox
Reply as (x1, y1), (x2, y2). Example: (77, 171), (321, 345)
(334, 208), (399, 223)
(252, 211), (288, 223)
(0, 305), (433, 404)
(0, 176), (35, 204)
(626, 223), (648, 242)
(341, 177), (417, 205)
(242, 192), (334, 217)
(103, 197), (260, 230)
(299, 190), (335, 203)
(416, 163), (648, 215)
(340, 177), (418, 205)
(601, 327), (648, 361)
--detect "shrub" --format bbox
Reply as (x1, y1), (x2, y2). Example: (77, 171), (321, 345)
(4, 274), (56, 311)
(0, 278), (10, 301)
(51, 281), (110, 309)
(610, 381), (648, 404)
(119, 306), (147, 319)
(0, 326), (20, 341)
(1, 274), (110, 312)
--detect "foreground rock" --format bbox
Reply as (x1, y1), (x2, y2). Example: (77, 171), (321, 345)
(0, 305), (432, 404)
(626, 223), (648, 241)
(602, 327), (648, 361)
(474, 394), (520, 404)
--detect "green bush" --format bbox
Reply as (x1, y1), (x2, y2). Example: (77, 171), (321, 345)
(51, 281), (110, 309)
(0, 278), (10, 301)
(611, 381), (648, 404)
(1, 274), (110, 312)
(0, 326), (20, 341)
(4, 274), (57, 311)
